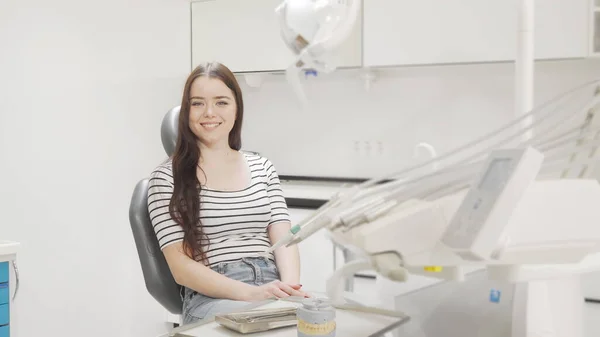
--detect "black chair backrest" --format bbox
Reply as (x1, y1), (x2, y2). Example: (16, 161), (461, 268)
(129, 178), (182, 314)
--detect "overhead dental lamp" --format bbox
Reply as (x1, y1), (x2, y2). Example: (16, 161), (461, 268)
(276, 0), (361, 103)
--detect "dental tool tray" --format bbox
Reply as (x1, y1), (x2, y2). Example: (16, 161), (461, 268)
(215, 307), (298, 334)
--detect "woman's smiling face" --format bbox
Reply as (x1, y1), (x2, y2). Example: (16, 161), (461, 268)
(187, 76), (238, 148)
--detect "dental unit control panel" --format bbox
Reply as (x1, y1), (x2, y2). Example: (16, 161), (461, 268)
(441, 147), (544, 261)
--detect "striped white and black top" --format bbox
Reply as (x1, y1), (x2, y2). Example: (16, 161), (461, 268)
(147, 152), (291, 267)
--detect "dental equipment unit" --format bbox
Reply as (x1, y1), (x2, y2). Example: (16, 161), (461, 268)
(273, 0), (600, 308)
(271, 81), (600, 299)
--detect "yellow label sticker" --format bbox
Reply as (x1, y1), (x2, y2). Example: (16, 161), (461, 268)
(424, 266), (443, 272)
(297, 319), (336, 336)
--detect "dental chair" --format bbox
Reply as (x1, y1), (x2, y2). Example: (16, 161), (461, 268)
(129, 106), (181, 315)
(129, 105), (360, 318)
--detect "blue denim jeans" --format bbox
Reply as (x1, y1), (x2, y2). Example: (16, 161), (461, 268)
(181, 256), (280, 324)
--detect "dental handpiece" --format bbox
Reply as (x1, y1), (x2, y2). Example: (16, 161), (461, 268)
(265, 224), (302, 253)
(265, 209), (338, 254)
(265, 187), (363, 253)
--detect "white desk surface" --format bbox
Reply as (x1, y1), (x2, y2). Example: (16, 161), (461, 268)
(166, 299), (407, 337)
(0, 240), (19, 263)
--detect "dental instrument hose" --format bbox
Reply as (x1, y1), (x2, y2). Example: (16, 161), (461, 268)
(265, 224), (301, 253)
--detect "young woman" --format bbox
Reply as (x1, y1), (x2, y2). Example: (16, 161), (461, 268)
(147, 62), (306, 324)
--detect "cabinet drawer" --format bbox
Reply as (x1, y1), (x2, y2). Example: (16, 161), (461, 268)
(0, 325), (8, 337)
(0, 304), (8, 326)
(0, 284), (7, 305)
(0, 263), (7, 284)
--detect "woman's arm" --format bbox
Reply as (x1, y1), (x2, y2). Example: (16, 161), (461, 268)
(162, 243), (257, 301)
(163, 242), (303, 301)
(263, 158), (302, 285)
(268, 222), (301, 284)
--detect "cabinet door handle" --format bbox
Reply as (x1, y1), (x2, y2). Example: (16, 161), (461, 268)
(12, 260), (19, 301)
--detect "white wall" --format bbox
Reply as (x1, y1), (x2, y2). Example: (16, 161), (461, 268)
(0, 0), (190, 336)
(240, 59), (600, 179)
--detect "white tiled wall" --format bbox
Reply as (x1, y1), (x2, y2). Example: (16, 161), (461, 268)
(239, 59), (600, 180)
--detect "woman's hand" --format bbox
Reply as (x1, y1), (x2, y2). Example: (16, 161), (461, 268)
(244, 280), (308, 301)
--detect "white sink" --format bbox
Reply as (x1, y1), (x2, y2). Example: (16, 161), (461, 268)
(0, 240), (20, 259)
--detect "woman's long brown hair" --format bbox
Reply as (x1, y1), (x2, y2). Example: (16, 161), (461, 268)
(169, 62), (244, 264)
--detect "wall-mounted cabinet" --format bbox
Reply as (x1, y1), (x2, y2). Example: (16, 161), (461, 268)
(190, 0), (362, 73)
(191, 0), (592, 73)
(535, 0), (589, 59)
(363, 0), (589, 68)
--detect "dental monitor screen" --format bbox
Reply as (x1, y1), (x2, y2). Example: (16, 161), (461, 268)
(479, 159), (512, 190)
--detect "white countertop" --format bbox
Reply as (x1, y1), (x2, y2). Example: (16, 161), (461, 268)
(0, 240), (20, 262)
(167, 297), (406, 337)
